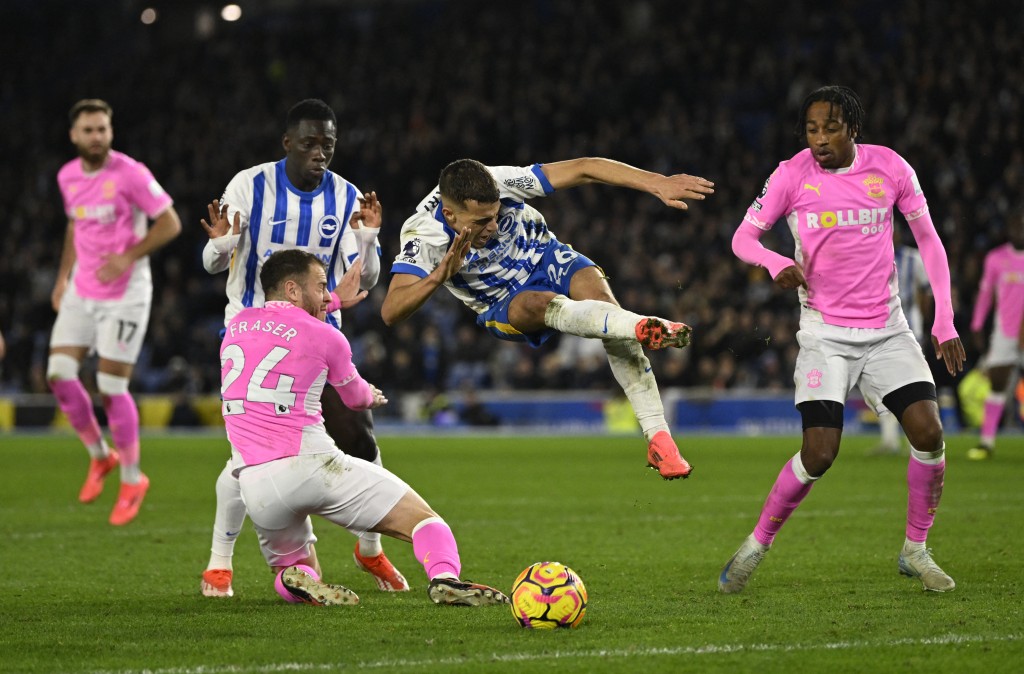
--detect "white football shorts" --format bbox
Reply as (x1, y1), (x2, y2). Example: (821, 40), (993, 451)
(984, 328), (1020, 368)
(237, 450), (409, 568)
(794, 321), (934, 411)
(49, 283), (151, 364)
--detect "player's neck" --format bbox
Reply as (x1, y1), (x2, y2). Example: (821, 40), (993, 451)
(285, 164), (319, 192)
(79, 152), (110, 174)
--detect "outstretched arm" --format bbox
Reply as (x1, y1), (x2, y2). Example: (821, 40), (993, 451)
(381, 229), (472, 326)
(539, 157), (714, 209)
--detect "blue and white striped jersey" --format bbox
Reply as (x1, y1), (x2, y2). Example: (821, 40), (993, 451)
(894, 244), (929, 341)
(391, 164), (555, 314)
(203, 160), (380, 328)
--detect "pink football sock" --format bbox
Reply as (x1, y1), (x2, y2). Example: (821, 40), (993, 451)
(104, 393), (140, 468)
(50, 379), (103, 447)
(979, 398), (1004, 445)
(753, 457), (815, 546)
(412, 519), (461, 579)
(906, 455), (944, 543)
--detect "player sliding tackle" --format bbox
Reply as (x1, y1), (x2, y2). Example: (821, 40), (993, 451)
(383, 158), (714, 480)
(220, 249), (508, 606)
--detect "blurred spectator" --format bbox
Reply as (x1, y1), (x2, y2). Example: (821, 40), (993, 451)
(2, 0), (1022, 400)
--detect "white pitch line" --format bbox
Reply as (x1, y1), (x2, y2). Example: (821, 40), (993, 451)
(84, 632), (1022, 674)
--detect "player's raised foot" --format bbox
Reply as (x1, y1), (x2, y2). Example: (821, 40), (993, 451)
(635, 317), (692, 350)
(898, 544), (955, 592)
(201, 569), (234, 597)
(79, 449), (120, 503)
(719, 534), (770, 594)
(279, 566), (359, 606)
(108, 473), (149, 526)
(427, 577), (510, 606)
(966, 445), (992, 461)
(354, 544), (410, 591)
(647, 430), (693, 480)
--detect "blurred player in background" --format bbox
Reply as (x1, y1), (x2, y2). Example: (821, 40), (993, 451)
(967, 207), (1024, 460)
(869, 234), (932, 455)
(382, 158), (714, 480)
(48, 99), (181, 525)
(199, 98), (405, 598)
(222, 249), (509, 607)
(724, 85), (965, 594)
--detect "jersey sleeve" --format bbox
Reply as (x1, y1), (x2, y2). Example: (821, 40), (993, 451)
(892, 151), (929, 221)
(323, 326), (374, 409)
(742, 164), (791, 232)
(126, 161), (173, 218)
(203, 171), (253, 274)
(220, 170), (254, 230)
(971, 251), (998, 331)
(489, 164), (555, 202)
(390, 213), (452, 278)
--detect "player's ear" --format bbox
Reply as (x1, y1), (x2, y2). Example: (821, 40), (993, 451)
(281, 132), (291, 153)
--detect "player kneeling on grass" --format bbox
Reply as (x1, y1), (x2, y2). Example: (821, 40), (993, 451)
(220, 249), (508, 606)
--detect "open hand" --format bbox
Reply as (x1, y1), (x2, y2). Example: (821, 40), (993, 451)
(200, 200), (241, 239)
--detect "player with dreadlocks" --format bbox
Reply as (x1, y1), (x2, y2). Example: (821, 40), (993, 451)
(720, 85), (966, 593)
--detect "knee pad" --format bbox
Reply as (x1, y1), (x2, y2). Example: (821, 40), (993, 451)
(47, 353), (80, 381)
(96, 372), (130, 396)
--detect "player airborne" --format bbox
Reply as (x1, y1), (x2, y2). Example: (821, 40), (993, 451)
(382, 158), (714, 480)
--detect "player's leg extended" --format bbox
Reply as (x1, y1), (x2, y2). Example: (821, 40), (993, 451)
(320, 388), (408, 591)
(373, 491), (509, 606)
(890, 390), (955, 592)
(201, 459), (246, 597)
(548, 268), (692, 477)
(538, 268), (690, 347)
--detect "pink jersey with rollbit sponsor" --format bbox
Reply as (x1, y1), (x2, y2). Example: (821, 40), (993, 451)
(743, 145), (929, 329)
(57, 150), (173, 301)
(220, 301), (374, 468)
(970, 244), (1024, 339)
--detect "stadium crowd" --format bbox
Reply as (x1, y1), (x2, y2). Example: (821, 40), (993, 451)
(1, 0), (1022, 420)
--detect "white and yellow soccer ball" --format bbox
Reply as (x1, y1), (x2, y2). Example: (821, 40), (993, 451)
(510, 561), (587, 629)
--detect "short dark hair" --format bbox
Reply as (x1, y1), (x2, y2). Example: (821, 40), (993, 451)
(260, 249), (323, 296)
(286, 98), (337, 131)
(439, 159), (500, 206)
(69, 98), (112, 125)
(796, 85), (864, 141)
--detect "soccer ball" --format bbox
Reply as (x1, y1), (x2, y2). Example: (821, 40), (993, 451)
(510, 561), (587, 629)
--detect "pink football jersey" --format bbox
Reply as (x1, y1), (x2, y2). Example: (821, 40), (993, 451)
(970, 244), (1024, 339)
(57, 150), (173, 300)
(743, 145), (929, 329)
(220, 301), (374, 467)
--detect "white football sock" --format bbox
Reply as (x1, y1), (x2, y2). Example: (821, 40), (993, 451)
(207, 460), (246, 570)
(358, 450), (384, 557)
(878, 410), (901, 449)
(544, 296), (645, 340)
(603, 338), (668, 440)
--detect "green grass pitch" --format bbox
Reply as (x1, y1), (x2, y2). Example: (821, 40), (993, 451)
(1, 432), (1021, 673)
